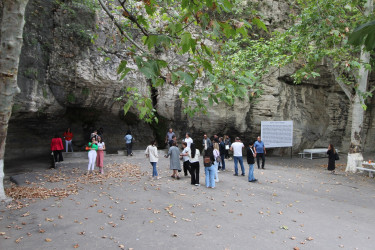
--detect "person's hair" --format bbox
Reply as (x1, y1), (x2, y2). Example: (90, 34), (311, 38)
(257, 136), (261, 139)
(93, 130), (97, 133)
(151, 140), (156, 146)
(172, 141), (177, 146)
(186, 132), (190, 137)
(54, 134), (59, 138)
(213, 142), (219, 151)
(66, 128), (71, 133)
(248, 141), (254, 146)
(126, 130), (131, 135)
(219, 137), (223, 142)
(235, 137), (240, 141)
(182, 142), (187, 147)
(172, 135), (176, 139)
(191, 143), (196, 158)
(329, 144), (335, 153)
(98, 136), (103, 143)
(91, 136), (96, 141)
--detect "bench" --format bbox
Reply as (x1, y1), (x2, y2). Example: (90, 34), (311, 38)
(356, 167), (375, 178)
(300, 148), (340, 160)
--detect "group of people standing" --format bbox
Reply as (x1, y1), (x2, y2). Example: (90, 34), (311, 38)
(157, 129), (268, 188)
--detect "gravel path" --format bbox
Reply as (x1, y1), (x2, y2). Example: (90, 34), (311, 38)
(1, 151), (375, 250)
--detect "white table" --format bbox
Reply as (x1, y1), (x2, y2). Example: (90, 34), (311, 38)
(301, 148), (337, 160)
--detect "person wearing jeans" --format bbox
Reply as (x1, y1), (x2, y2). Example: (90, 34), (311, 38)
(145, 140), (159, 179)
(204, 147), (216, 188)
(230, 137), (245, 176)
(63, 128), (73, 152)
(247, 141), (257, 182)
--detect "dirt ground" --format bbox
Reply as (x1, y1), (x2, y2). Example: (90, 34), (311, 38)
(1, 151), (375, 250)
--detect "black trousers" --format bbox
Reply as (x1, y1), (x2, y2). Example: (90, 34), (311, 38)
(53, 150), (63, 162)
(190, 161), (200, 184)
(256, 153), (265, 169)
(126, 143), (132, 155)
(183, 160), (191, 176)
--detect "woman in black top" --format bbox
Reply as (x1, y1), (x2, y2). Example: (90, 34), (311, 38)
(247, 142), (257, 182)
(327, 144), (336, 174)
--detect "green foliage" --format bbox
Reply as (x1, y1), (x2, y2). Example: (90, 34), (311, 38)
(116, 87), (156, 123)
(67, 93), (76, 103)
(98, 0), (266, 123)
(349, 20), (375, 51)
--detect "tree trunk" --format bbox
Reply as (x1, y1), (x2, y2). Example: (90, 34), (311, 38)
(345, 0), (373, 173)
(0, 0), (29, 201)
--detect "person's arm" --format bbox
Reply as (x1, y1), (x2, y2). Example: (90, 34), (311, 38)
(254, 144), (257, 154)
(102, 142), (106, 150)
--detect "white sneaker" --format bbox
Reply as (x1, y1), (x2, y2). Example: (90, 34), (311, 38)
(195, 184), (200, 186)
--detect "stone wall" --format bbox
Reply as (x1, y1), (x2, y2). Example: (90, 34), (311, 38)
(3, 0), (374, 161)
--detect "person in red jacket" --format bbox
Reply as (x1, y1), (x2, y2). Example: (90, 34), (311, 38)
(51, 134), (64, 162)
(63, 128), (74, 152)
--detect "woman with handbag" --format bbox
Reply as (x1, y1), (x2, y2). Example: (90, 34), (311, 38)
(213, 142), (220, 183)
(96, 136), (105, 174)
(327, 144), (337, 174)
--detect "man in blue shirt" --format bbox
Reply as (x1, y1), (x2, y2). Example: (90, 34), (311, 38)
(254, 136), (266, 169)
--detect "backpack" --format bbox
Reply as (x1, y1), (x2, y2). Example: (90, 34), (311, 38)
(204, 156), (212, 167)
(335, 152), (339, 161)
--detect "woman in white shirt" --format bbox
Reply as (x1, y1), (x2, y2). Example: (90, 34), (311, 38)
(189, 143), (200, 186)
(213, 142), (220, 182)
(145, 140), (159, 179)
(96, 136), (106, 174)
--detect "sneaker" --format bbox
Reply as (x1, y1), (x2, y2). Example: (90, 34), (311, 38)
(195, 184), (200, 186)
(233, 173), (238, 176)
(176, 176), (180, 180)
(156, 177), (161, 180)
(215, 179), (219, 183)
(241, 173), (245, 176)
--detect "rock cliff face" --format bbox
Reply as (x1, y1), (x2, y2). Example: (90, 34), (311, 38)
(4, 0), (374, 160)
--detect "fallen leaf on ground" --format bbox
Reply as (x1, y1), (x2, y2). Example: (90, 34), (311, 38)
(45, 238), (52, 242)
(15, 237), (23, 243)
(196, 232), (203, 236)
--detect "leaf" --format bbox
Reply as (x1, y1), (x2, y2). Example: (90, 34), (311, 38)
(348, 20), (375, 51)
(123, 100), (133, 115)
(181, 32), (192, 53)
(280, 225), (289, 230)
(45, 238), (52, 242)
(117, 61), (128, 74)
(252, 18), (268, 32)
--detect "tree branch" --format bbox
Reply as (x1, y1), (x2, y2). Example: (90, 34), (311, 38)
(326, 58), (352, 100)
(116, 0), (149, 36)
(97, 0), (146, 53)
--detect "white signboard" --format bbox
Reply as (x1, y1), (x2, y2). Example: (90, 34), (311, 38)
(261, 121), (293, 148)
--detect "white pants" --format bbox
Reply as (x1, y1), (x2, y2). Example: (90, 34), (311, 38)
(88, 150), (97, 171)
(214, 162), (219, 182)
(65, 140), (73, 152)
